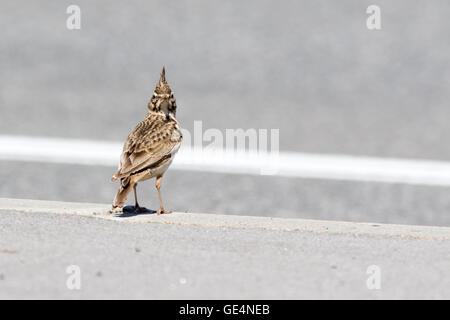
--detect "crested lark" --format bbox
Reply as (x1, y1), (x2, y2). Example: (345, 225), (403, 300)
(111, 67), (183, 214)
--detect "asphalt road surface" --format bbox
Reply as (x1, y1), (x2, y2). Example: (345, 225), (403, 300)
(2, 1), (450, 227)
(1, 209), (449, 299)
(2, 160), (450, 227)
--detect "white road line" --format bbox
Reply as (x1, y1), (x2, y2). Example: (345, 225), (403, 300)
(1, 135), (450, 186)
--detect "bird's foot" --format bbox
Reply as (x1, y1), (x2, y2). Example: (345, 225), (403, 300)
(156, 208), (172, 215)
(110, 205), (123, 214)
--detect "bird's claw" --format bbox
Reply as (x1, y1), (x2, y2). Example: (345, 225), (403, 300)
(110, 206), (123, 214)
(156, 208), (172, 215)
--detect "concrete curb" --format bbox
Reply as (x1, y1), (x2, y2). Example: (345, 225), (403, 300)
(1, 197), (450, 240)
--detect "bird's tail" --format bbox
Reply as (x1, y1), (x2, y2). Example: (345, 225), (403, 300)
(110, 172), (120, 182)
(112, 177), (133, 209)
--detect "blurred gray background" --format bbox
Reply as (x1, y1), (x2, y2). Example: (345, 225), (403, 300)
(1, 0), (450, 226)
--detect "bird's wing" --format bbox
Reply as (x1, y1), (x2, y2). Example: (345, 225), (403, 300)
(112, 113), (182, 180)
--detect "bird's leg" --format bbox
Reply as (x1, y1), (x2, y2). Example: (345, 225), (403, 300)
(156, 176), (171, 215)
(133, 184), (148, 213)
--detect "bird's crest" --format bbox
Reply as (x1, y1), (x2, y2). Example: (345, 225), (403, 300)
(155, 66), (172, 94)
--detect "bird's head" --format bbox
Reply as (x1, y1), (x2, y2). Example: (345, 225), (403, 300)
(148, 67), (177, 117)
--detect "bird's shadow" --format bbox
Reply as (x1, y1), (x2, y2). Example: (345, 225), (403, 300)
(116, 205), (157, 217)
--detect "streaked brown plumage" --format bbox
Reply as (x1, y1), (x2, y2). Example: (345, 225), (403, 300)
(111, 67), (182, 214)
